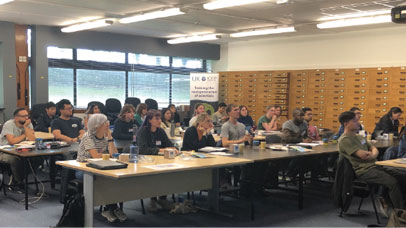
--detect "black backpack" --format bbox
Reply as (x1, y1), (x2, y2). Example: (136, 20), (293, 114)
(56, 192), (84, 227)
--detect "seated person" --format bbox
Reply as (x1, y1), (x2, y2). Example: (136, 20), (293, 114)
(112, 104), (136, 149)
(134, 103), (147, 127)
(275, 105), (288, 130)
(34, 102), (56, 132)
(168, 104), (181, 127)
(189, 103), (205, 127)
(136, 109), (179, 211)
(182, 113), (216, 151)
(337, 107), (365, 138)
(221, 104), (252, 147)
(338, 111), (406, 210)
(160, 108), (180, 137)
(238, 105), (255, 132)
(0, 108), (36, 186)
(76, 114), (127, 223)
(83, 104), (101, 130)
(282, 109), (311, 144)
(373, 107), (402, 139)
(51, 99), (84, 143)
(257, 105), (278, 131)
(302, 107), (320, 141)
(212, 102), (228, 126)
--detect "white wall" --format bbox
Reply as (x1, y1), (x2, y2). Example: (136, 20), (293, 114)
(213, 26), (406, 71)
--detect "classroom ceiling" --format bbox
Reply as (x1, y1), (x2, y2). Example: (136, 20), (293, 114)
(0, 0), (404, 44)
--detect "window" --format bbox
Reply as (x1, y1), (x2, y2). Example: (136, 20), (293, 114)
(172, 57), (203, 69)
(77, 49), (125, 63)
(128, 53), (169, 67)
(129, 72), (170, 108)
(76, 69), (126, 108)
(48, 67), (74, 104)
(47, 47), (73, 60)
(171, 74), (190, 106)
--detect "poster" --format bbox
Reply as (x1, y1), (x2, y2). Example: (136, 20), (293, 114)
(190, 73), (219, 116)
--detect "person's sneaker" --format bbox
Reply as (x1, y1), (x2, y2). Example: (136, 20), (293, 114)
(157, 199), (175, 211)
(101, 209), (118, 223)
(147, 199), (160, 212)
(377, 197), (389, 218)
(113, 208), (128, 222)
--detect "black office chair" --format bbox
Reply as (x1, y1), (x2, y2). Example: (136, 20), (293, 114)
(125, 97), (141, 109)
(0, 161), (10, 196)
(87, 101), (106, 115)
(145, 98), (158, 111)
(30, 103), (47, 127)
(105, 98), (122, 125)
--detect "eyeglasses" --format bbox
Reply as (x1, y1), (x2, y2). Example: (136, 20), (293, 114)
(17, 115), (29, 118)
(62, 108), (73, 111)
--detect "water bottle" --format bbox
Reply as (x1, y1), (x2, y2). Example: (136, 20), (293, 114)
(35, 138), (43, 150)
(132, 124), (138, 143)
(129, 143), (139, 163)
(170, 122), (175, 137)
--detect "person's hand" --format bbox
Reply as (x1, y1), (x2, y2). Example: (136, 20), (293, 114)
(169, 147), (181, 155)
(221, 116), (228, 121)
(105, 129), (112, 139)
(24, 119), (31, 127)
(197, 125), (207, 135)
(242, 134), (253, 142)
(72, 137), (78, 143)
(271, 115), (277, 121)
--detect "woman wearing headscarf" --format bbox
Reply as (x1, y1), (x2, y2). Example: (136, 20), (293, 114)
(76, 114), (127, 223)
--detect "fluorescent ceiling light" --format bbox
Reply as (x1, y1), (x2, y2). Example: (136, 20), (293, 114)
(0, 0), (14, 5)
(61, 19), (113, 33)
(203, 0), (270, 10)
(119, 8), (185, 24)
(319, 9), (391, 21)
(168, 34), (221, 44)
(317, 15), (391, 29)
(230, 27), (295, 37)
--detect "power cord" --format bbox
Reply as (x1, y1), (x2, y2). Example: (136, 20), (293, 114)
(18, 159), (47, 205)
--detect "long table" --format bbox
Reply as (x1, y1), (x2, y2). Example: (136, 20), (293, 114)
(57, 155), (252, 227)
(0, 143), (78, 209)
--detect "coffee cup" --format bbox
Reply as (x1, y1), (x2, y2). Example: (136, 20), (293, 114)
(260, 141), (266, 149)
(164, 149), (176, 159)
(102, 154), (110, 160)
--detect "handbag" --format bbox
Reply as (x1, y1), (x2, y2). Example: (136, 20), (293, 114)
(387, 209), (406, 227)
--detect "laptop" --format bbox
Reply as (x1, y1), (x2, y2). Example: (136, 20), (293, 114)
(86, 160), (128, 170)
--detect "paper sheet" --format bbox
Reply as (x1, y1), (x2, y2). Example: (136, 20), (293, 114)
(209, 152), (233, 156)
(143, 163), (189, 170)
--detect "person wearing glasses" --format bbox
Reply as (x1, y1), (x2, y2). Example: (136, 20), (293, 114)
(0, 108), (36, 187)
(51, 99), (84, 143)
(182, 113), (216, 151)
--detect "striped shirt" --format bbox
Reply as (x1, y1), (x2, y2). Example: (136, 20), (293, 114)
(77, 132), (108, 162)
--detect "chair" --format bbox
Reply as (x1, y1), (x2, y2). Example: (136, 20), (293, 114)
(145, 98), (158, 111)
(105, 98), (122, 125)
(125, 97), (141, 109)
(333, 157), (381, 224)
(87, 101), (106, 115)
(30, 103), (47, 127)
(0, 162), (10, 196)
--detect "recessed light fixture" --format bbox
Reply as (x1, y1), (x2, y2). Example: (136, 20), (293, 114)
(230, 27), (295, 37)
(319, 9), (391, 21)
(119, 8), (185, 24)
(167, 34), (221, 44)
(317, 15), (391, 29)
(204, 0), (270, 10)
(61, 19), (114, 33)
(0, 0), (14, 5)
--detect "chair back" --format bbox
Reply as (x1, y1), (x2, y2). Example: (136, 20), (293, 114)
(125, 97), (141, 109)
(30, 103), (47, 127)
(105, 98), (122, 114)
(145, 98), (158, 110)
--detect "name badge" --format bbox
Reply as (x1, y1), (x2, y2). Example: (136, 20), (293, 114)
(361, 139), (366, 145)
(156, 140), (162, 146)
(129, 128), (134, 133)
(72, 124), (78, 128)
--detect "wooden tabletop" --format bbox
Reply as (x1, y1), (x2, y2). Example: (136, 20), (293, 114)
(0, 143), (78, 157)
(57, 154), (252, 179)
(376, 159), (406, 168)
(34, 131), (54, 140)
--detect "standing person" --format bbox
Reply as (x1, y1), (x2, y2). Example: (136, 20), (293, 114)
(168, 104), (181, 127)
(282, 109), (311, 143)
(212, 102), (228, 126)
(34, 102), (57, 132)
(51, 99), (84, 143)
(83, 104), (101, 130)
(275, 106), (287, 130)
(0, 108), (36, 186)
(76, 114), (127, 223)
(112, 104), (136, 149)
(189, 103), (205, 127)
(238, 105), (255, 132)
(338, 111), (406, 212)
(221, 104), (252, 147)
(134, 103), (147, 127)
(302, 107), (320, 141)
(182, 113), (216, 151)
(257, 105), (278, 131)
(373, 107), (402, 138)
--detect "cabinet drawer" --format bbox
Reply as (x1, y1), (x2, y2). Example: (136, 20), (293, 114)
(368, 101), (389, 109)
(308, 83), (327, 89)
(273, 88), (288, 93)
(369, 83), (390, 89)
(309, 76), (326, 84)
(391, 89), (406, 97)
(368, 94), (389, 102)
(327, 76), (346, 83)
(328, 83), (346, 89)
(308, 89), (326, 95)
(391, 67), (406, 77)
(228, 98), (243, 103)
(326, 95), (345, 103)
(273, 72), (288, 78)
(326, 106), (345, 112)
(391, 83), (406, 89)
(291, 100), (306, 106)
(327, 89), (346, 95)
(347, 89), (368, 96)
(310, 106), (325, 112)
(291, 94), (306, 100)
(274, 100), (287, 105)
(368, 108), (388, 116)
(273, 94), (287, 99)
(271, 83), (288, 89)
(245, 72), (258, 79)
(369, 89), (390, 95)
(307, 95), (326, 100)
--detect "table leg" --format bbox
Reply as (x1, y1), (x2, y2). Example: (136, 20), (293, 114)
(24, 157), (28, 210)
(208, 168), (219, 212)
(298, 168), (304, 210)
(49, 156), (56, 189)
(84, 172), (94, 227)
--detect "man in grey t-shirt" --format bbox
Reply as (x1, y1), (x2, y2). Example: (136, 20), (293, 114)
(0, 108), (36, 185)
(282, 109), (310, 144)
(221, 104), (252, 147)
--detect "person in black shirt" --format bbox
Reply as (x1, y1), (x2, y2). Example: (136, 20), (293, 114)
(51, 99), (84, 143)
(136, 109), (179, 155)
(168, 104), (181, 127)
(237, 105), (255, 132)
(34, 102), (56, 132)
(112, 104), (136, 149)
(373, 107), (402, 139)
(182, 113), (216, 151)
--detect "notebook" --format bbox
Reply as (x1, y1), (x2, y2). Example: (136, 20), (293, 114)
(86, 160), (128, 170)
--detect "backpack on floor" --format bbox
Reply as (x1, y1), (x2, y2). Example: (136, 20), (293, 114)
(56, 192), (84, 227)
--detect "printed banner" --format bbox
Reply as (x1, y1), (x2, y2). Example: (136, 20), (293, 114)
(190, 73), (219, 115)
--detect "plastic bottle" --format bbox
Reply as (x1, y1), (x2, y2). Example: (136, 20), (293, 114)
(170, 122), (175, 137)
(129, 143), (139, 163)
(132, 124), (138, 142)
